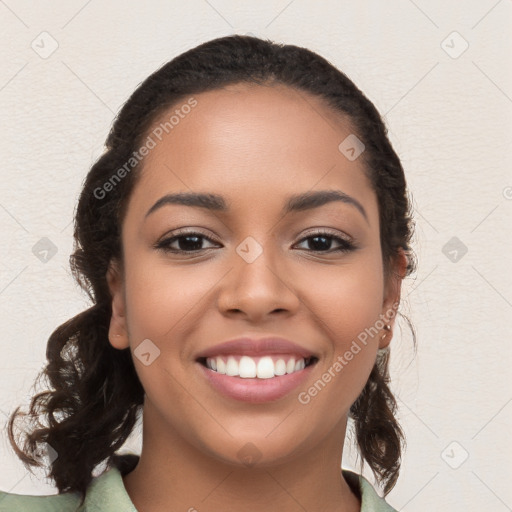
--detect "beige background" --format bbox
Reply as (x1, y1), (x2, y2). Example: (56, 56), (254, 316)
(0, 1), (511, 510)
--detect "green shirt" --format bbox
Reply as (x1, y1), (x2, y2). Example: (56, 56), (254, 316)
(0, 467), (397, 511)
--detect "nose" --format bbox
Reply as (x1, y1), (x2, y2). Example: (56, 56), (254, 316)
(217, 241), (301, 323)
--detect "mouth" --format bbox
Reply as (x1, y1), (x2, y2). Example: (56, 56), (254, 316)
(196, 354), (319, 403)
(196, 354), (319, 379)
(194, 336), (320, 402)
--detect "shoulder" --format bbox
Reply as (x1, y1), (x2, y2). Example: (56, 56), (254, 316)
(342, 469), (398, 512)
(2, 466), (395, 512)
(0, 466), (137, 512)
(0, 488), (80, 511)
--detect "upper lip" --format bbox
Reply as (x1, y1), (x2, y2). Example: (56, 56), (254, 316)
(195, 336), (317, 360)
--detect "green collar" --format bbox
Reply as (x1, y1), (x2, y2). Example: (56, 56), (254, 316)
(0, 465), (397, 511)
(79, 466), (397, 511)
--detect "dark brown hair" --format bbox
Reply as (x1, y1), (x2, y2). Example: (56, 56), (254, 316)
(7, 34), (416, 507)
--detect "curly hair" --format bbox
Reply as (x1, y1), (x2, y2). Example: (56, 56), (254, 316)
(7, 34), (416, 508)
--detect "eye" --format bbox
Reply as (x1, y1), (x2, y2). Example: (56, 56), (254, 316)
(293, 230), (357, 253)
(154, 229), (357, 255)
(155, 231), (220, 253)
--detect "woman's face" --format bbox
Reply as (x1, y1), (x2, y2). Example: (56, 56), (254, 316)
(107, 83), (403, 467)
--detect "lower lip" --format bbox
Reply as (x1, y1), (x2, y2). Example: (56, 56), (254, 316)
(197, 361), (316, 403)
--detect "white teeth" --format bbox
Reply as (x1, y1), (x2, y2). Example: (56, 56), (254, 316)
(239, 356), (257, 378)
(216, 357), (226, 374)
(204, 355), (311, 378)
(256, 356), (275, 379)
(274, 359), (287, 376)
(226, 356), (238, 376)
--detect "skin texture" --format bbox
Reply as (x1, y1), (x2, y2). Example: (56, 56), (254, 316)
(107, 83), (407, 512)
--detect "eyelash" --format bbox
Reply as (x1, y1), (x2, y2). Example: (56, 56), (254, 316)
(154, 229), (357, 255)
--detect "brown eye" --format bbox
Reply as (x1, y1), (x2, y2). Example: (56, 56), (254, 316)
(155, 232), (220, 253)
(294, 231), (356, 253)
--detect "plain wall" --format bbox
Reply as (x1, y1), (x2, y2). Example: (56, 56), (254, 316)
(1, 1), (511, 511)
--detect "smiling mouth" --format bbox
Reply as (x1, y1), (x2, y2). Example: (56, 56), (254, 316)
(197, 355), (318, 379)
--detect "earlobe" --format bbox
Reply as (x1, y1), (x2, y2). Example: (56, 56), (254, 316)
(106, 259), (130, 350)
(378, 324), (392, 350)
(379, 248), (408, 349)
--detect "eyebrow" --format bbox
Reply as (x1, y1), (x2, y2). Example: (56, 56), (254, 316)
(145, 189), (368, 223)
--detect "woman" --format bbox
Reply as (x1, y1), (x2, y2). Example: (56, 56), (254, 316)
(1, 34), (415, 511)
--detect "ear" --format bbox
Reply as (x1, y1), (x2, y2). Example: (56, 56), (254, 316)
(379, 248), (408, 349)
(106, 258), (130, 350)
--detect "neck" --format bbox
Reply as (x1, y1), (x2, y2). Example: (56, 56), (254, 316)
(122, 405), (361, 512)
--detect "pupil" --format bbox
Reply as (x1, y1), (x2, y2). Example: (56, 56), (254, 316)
(179, 236), (202, 251)
(309, 236), (330, 251)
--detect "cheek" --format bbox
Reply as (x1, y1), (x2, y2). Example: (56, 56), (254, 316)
(307, 252), (385, 348)
(299, 253), (384, 399)
(123, 259), (216, 342)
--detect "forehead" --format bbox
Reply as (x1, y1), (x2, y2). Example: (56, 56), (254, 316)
(126, 83), (378, 223)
